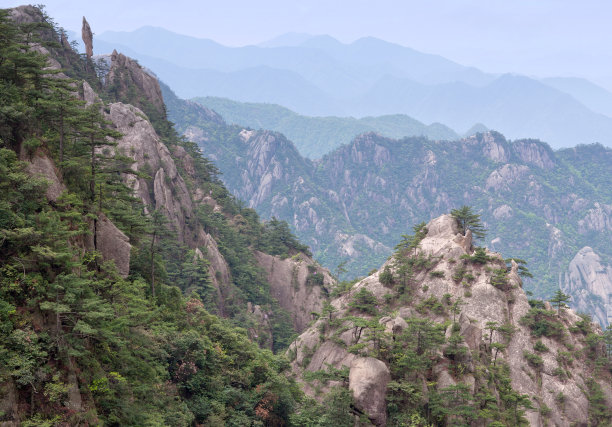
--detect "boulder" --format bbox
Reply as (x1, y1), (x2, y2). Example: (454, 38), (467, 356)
(349, 357), (390, 426)
(23, 150), (65, 202)
(95, 214), (131, 278)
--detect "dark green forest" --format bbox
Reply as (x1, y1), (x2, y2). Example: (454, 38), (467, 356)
(0, 8), (315, 425)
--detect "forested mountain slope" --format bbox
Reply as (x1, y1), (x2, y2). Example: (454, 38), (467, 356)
(167, 89), (612, 327)
(0, 6), (328, 425)
(2, 6), (612, 426)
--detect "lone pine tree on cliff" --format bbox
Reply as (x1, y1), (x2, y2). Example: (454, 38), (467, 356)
(451, 205), (487, 240)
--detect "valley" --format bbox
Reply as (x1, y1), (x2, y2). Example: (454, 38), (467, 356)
(0, 4), (611, 426)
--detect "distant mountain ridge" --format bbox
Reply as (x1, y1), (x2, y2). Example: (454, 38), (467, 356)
(191, 96), (461, 159)
(92, 27), (612, 148)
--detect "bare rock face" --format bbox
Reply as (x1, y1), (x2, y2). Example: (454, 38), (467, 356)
(578, 202), (612, 233)
(9, 5), (44, 25)
(0, 379), (19, 425)
(108, 102), (193, 239)
(94, 214), (131, 278)
(21, 149), (65, 202)
(562, 246), (612, 326)
(106, 51), (165, 117)
(107, 102), (233, 309)
(485, 164), (529, 192)
(66, 370), (82, 411)
(82, 81), (101, 106)
(348, 357), (390, 426)
(255, 251), (333, 332)
(512, 139), (555, 169)
(334, 233), (390, 258)
(464, 131), (509, 163)
(81, 17), (93, 58)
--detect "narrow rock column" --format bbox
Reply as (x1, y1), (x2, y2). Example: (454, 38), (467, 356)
(82, 16), (93, 59)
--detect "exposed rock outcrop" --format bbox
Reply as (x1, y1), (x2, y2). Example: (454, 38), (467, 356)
(562, 246), (612, 326)
(512, 139), (555, 170)
(105, 50), (165, 118)
(255, 251), (332, 332)
(94, 214), (131, 278)
(485, 164), (529, 192)
(108, 102), (192, 239)
(0, 380), (19, 426)
(106, 101), (233, 309)
(349, 357), (390, 426)
(578, 203), (612, 234)
(289, 214), (612, 426)
(81, 17), (93, 58)
(21, 148), (65, 202)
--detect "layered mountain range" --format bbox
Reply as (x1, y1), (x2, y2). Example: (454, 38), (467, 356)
(86, 26), (612, 149)
(165, 88), (612, 327)
(2, 5), (611, 426)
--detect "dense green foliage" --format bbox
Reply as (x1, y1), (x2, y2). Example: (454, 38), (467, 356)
(451, 206), (487, 240)
(0, 8), (313, 424)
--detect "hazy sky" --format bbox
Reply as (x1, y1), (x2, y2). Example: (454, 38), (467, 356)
(3, 0), (612, 88)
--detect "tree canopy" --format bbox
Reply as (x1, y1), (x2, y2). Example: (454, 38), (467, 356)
(451, 205), (487, 239)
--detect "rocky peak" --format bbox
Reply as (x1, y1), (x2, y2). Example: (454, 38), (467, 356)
(511, 139), (556, 169)
(464, 131), (510, 162)
(81, 17), (93, 59)
(8, 5), (44, 24)
(289, 214), (612, 426)
(105, 50), (165, 119)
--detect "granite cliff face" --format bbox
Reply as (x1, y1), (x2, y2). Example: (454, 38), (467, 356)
(255, 251), (333, 332)
(289, 214), (612, 426)
(98, 47), (331, 337)
(563, 247), (612, 326)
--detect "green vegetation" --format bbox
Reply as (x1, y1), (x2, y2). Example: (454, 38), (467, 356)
(349, 287), (379, 315)
(533, 340), (549, 352)
(0, 9), (312, 424)
(520, 308), (565, 339)
(451, 205), (487, 240)
(191, 96), (459, 159)
(523, 351), (544, 369)
(176, 90), (612, 318)
(462, 246), (494, 264)
(549, 289), (571, 315)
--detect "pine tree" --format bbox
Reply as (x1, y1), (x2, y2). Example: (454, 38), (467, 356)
(451, 205), (487, 239)
(34, 76), (85, 164)
(549, 289), (571, 315)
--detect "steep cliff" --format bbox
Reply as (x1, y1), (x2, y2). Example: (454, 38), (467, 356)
(255, 251), (333, 332)
(562, 247), (612, 326)
(289, 214), (612, 426)
(0, 7), (328, 425)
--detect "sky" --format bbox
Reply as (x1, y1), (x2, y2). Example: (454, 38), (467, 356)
(3, 0), (612, 89)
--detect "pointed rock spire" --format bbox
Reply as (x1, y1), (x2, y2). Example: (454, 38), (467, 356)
(82, 16), (93, 58)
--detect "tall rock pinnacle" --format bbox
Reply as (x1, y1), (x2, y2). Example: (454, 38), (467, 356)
(82, 16), (93, 58)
